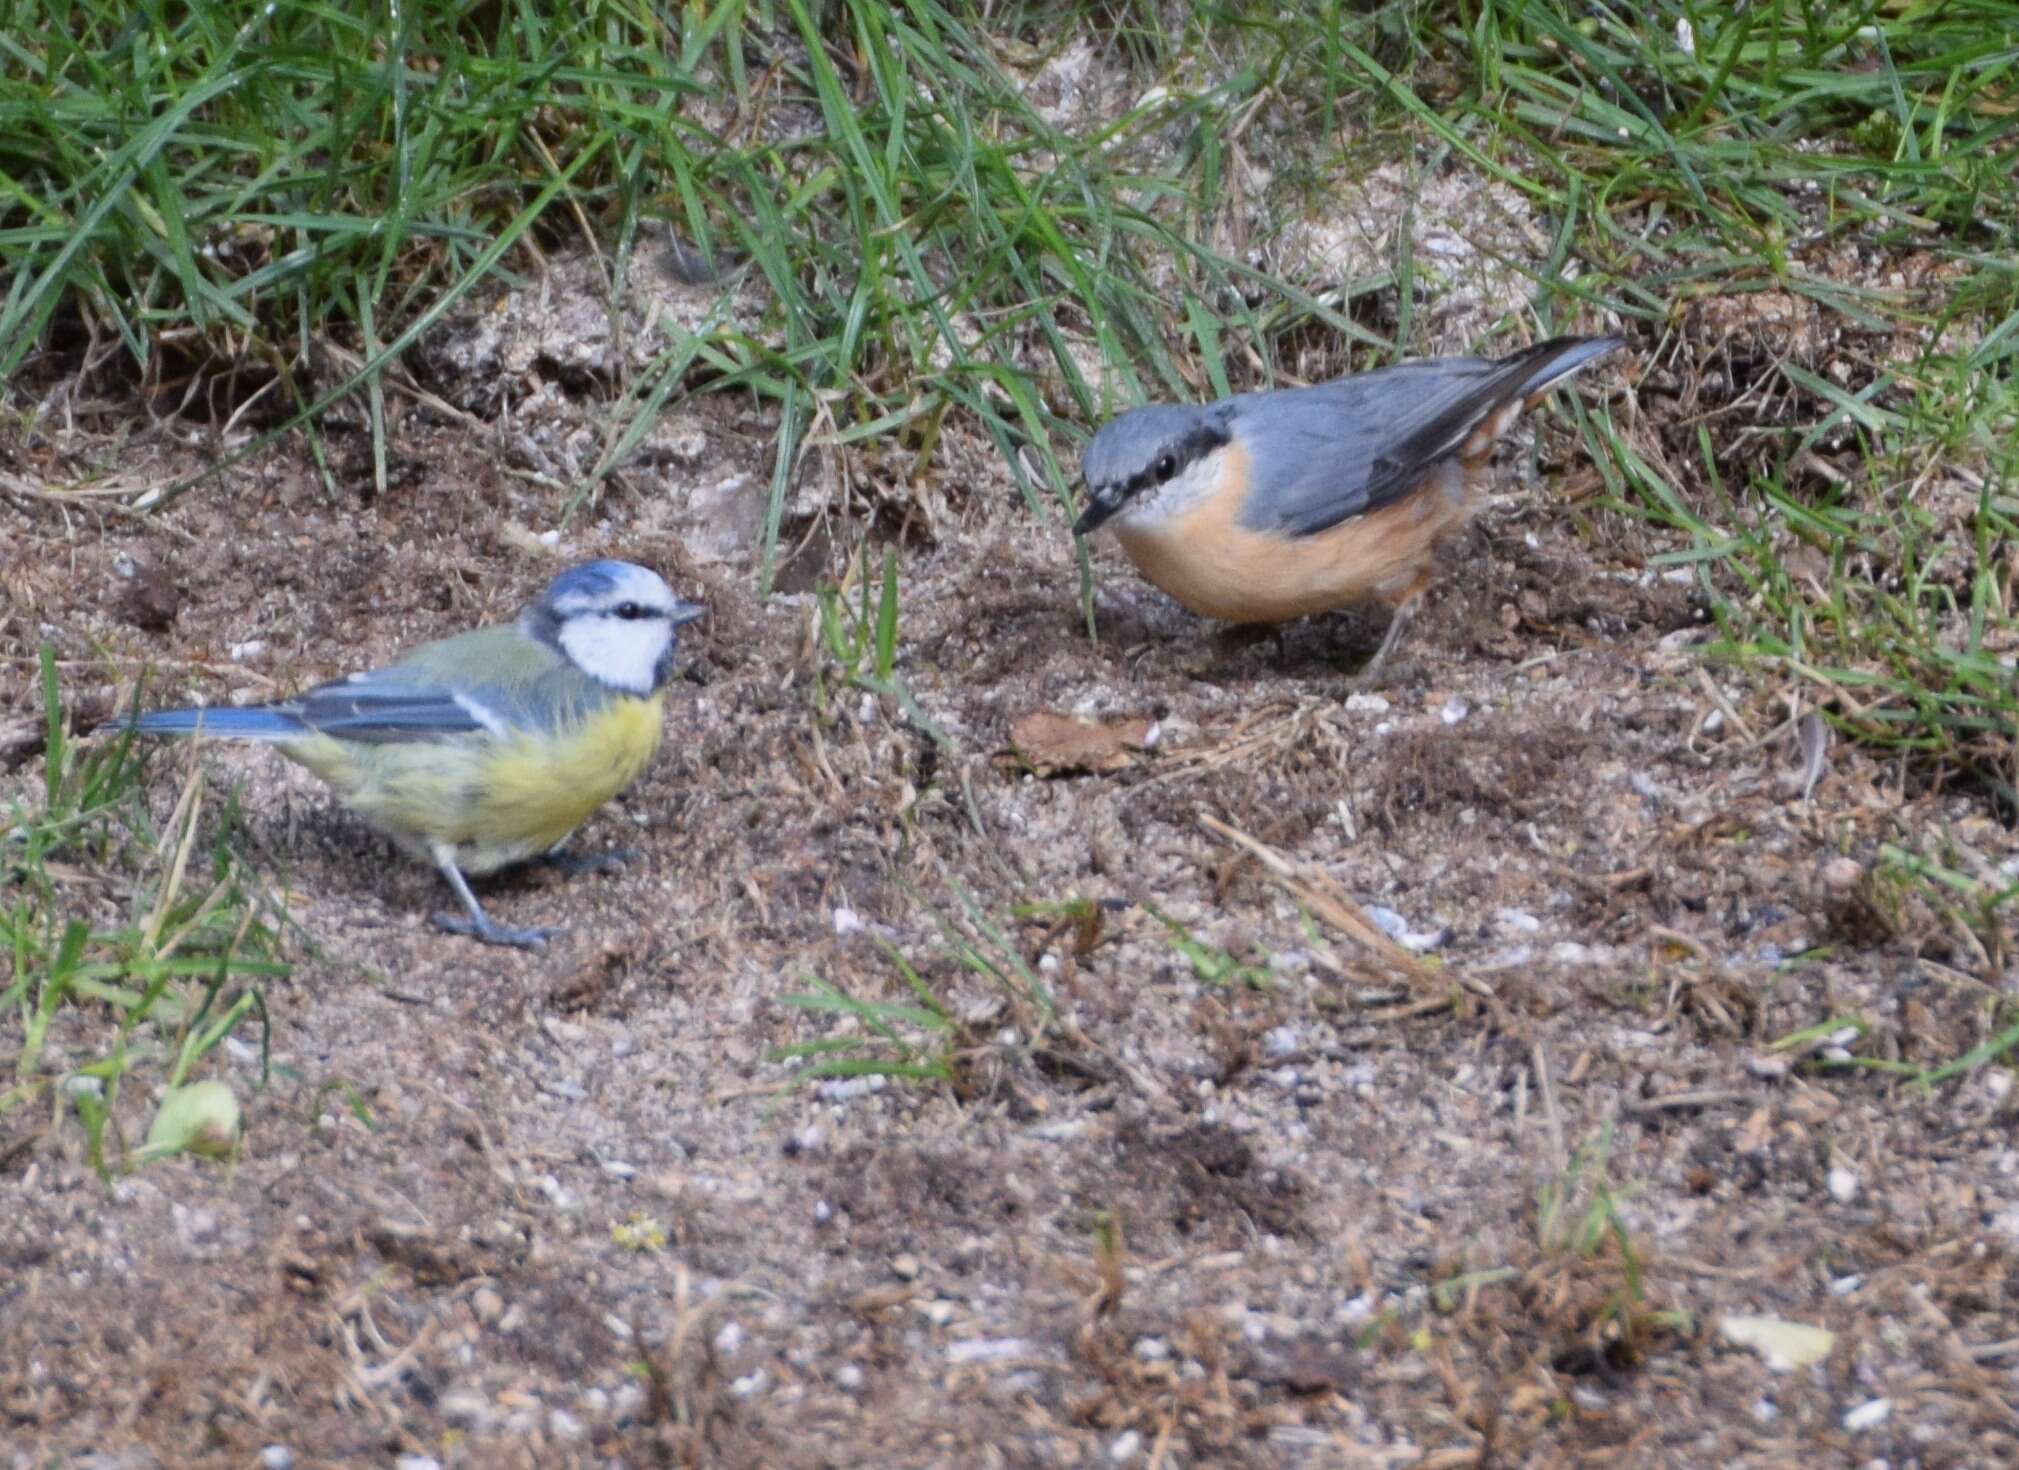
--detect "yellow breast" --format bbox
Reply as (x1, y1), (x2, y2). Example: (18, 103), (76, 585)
(284, 693), (667, 873)
(463, 693), (666, 869)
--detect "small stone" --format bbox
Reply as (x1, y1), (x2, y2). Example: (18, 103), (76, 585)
(549, 1408), (584, 1441)
(395, 1457), (441, 1470)
(1821, 857), (1863, 893)
(472, 1288), (504, 1325)
(713, 1321), (744, 1354)
(1842, 1398), (1891, 1432)
(1439, 696), (1469, 725)
(891, 1252), (921, 1281)
(946, 1337), (1031, 1364)
(836, 1363), (864, 1391)
(1746, 1054), (1791, 1081)
(260, 1449), (293, 1470)
(441, 1391), (492, 1431)
(1133, 1336), (1171, 1362)
(1827, 1166), (1859, 1204)
(730, 1369), (767, 1398)
(1109, 1429), (1142, 1463)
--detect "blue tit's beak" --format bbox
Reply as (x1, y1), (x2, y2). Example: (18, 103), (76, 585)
(1073, 483), (1124, 537)
(671, 600), (707, 628)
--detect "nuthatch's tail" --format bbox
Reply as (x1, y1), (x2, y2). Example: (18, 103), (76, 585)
(1371, 334), (1626, 506)
(100, 705), (308, 742)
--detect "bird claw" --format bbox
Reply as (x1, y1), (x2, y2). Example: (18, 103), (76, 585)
(541, 846), (641, 877)
(431, 912), (558, 950)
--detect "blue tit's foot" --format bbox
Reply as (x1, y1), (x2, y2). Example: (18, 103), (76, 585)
(431, 911), (557, 950)
(431, 856), (557, 949)
(540, 846), (641, 877)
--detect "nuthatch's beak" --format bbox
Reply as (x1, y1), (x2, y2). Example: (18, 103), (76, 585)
(671, 601), (707, 627)
(1073, 484), (1123, 537)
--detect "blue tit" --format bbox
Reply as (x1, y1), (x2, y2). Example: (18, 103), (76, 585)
(1074, 334), (1625, 679)
(105, 559), (704, 949)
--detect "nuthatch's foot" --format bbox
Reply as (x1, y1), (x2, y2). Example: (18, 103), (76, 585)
(431, 912), (558, 950)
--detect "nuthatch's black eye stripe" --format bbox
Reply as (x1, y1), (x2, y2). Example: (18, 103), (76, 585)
(1129, 420), (1232, 498)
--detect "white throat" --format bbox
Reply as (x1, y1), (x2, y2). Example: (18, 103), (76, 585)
(1108, 450), (1228, 533)
(557, 617), (668, 696)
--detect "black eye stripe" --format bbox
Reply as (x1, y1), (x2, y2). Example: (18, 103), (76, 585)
(1132, 421), (1230, 495)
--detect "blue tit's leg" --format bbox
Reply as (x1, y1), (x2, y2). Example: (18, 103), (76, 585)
(430, 850), (556, 950)
(538, 844), (641, 877)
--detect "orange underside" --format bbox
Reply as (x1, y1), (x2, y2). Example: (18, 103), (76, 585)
(1113, 460), (1482, 626)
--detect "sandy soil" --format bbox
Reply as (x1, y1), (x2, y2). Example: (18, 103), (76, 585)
(3, 250), (2016, 1470)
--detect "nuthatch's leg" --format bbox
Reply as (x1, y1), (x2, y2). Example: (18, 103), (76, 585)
(1357, 602), (1416, 687)
(1214, 623), (1290, 661)
(430, 848), (556, 950)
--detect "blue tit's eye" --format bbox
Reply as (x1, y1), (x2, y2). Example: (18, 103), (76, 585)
(1154, 453), (1178, 482)
(615, 601), (645, 620)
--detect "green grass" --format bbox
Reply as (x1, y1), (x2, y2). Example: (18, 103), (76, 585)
(772, 880), (1054, 1091)
(1, 651), (285, 1175)
(5, 4), (2015, 968)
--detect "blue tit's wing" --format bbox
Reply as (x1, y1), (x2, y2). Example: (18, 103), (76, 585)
(288, 626), (608, 743)
(107, 625), (621, 746)
(1233, 336), (1622, 540)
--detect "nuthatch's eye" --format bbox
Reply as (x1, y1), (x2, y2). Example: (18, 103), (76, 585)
(614, 601), (646, 620)
(1154, 453), (1177, 482)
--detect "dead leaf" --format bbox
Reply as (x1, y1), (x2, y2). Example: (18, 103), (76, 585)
(1720, 1314), (1835, 1371)
(1008, 712), (1154, 776)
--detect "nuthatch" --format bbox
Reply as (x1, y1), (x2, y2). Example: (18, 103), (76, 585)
(1074, 335), (1625, 677)
(105, 560), (704, 949)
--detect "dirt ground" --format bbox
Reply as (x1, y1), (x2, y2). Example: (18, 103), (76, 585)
(5, 252), (2018, 1469)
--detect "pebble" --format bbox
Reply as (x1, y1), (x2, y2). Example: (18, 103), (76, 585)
(549, 1408), (585, 1441)
(1828, 1166), (1860, 1203)
(1439, 696), (1469, 726)
(891, 1253), (921, 1281)
(395, 1457), (441, 1470)
(260, 1449), (293, 1470)
(1109, 1429), (1142, 1463)
(1842, 1398), (1891, 1432)
(730, 1369), (768, 1398)
(714, 1321), (744, 1353)
(947, 1337), (1031, 1364)
(836, 1364), (864, 1391)
(1263, 1026), (1301, 1059)
(472, 1288), (504, 1325)
(442, 1391), (491, 1431)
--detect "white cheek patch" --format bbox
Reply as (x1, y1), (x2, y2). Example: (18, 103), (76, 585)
(557, 615), (669, 696)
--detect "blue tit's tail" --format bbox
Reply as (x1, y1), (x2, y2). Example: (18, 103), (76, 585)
(100, 705), (309, 742)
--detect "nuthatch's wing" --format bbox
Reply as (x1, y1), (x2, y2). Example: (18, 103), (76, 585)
(1232, 335), (1623, 539)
